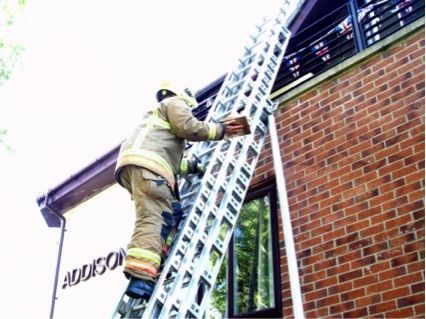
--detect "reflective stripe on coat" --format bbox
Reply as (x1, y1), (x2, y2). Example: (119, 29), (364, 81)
(115, 96), (225, 189)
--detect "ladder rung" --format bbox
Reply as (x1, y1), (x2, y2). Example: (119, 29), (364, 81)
(188, 303), (202, 319)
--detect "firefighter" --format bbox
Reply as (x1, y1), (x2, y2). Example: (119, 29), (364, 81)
(114, 82), (244, 299)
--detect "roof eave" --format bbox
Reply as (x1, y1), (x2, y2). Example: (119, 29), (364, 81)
(36, 143), (121, 227)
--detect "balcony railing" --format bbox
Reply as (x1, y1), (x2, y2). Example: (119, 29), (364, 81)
(273, 0), (425, 93)
(193, 0), (424, 121)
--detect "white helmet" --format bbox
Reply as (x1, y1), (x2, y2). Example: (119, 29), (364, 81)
(156, 82), (198, 108)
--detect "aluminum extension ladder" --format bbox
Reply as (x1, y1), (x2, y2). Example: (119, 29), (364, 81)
(113, 1), (305, 318)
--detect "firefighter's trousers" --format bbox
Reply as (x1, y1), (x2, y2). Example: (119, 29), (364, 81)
(119, 165), (174, 283)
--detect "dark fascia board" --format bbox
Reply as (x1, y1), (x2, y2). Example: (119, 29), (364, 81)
(36, 143), (122, 227)
(36, 0), (315, 228)
(195, 73), (227, 102)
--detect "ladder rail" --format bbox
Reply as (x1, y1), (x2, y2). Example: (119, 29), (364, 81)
(112, 1), (308, 317)
(143, 21), (290, 317)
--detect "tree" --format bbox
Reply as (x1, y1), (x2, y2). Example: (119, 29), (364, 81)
(0, 0), (26, 84)
(0, 0), (26, 153)
(0, 129), (13, 153)
(209, 195), (274, 317)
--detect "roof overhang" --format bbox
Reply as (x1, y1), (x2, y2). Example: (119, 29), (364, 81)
(36, 144), (121, 227)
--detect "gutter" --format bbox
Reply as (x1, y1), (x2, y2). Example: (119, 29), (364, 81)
(36, 143), (121, 227)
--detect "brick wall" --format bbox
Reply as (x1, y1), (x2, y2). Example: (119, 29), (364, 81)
(254, 29), (425, 318)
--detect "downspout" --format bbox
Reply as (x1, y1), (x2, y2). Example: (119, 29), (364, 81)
(269, 114), (305, 319)
(44, 195), (66, 319)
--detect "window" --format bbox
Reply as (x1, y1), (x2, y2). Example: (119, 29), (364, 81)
(209, 183), (282, 318)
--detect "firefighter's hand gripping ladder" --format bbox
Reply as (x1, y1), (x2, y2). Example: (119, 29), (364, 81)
(113, 1), (305, 318)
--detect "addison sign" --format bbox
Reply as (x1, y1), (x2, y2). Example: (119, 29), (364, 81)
(62, 248), (126, 289)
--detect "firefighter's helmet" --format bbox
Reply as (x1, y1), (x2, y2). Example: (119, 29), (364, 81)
(156, 82), (198, 108)
(156, 82), (178, 102)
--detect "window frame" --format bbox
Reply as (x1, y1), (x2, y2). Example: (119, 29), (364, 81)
(226, 182), (282, 318)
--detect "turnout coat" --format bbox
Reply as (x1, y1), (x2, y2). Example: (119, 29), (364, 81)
(115, 96), (225, 191)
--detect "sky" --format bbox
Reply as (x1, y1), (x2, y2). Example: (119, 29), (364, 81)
(0, 0), (282, 317)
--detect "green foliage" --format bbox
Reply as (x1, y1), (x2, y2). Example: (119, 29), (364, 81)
(209, 195), (274, 317)
(209, 253), (227, 317)
(233, 197), (273, 314)
(0, 0), (26, 152)
(0, 0), (26, 85)
(0, 42), (25, 84)
(0, 129), (14, 153)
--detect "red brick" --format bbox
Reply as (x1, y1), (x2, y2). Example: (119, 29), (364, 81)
(346, 201), (370, 216)
(369, 300), (397, 315)
(355, 293), (382, 308)
(338, 269), (364, 283)
(411, 281), (425, 295)
(343, 307), (370, 318)
(304, 269), (327, 285)
(394, 272), (424, 288)
(367, 279), (394, 295)
(314, 274), (338, 290)
(390, 231), (417, 248)
(391, 252), (419, 267)
(369, 191), (396, 208)
(310, 222), (332, 238)
(384, 307), (414, 318)
(381, 195), (409, 213)
(372, 227), (399, 243)
(400, 134), (425, 153)
(332, 197), (355, 213)
(409, 188), (425, 202)
(385, 214), (413, 231)
(300, 236), (322, 251)
(403, 239), (425, 254)
(397, 293), (425, 309)
(322, 210), (344, 227)
(305, 307), (329, 318)
(352, 271), (380, 289)
(323, 226), (346, 242)
(414, 305), (424, 317)
(382, 287), (411, 301)
(319, 194), (342, 210)
(407, 260), (425, 274)
(362, 242), (388, 256)
(378, 265), (407, 281)
(305, 287), (328, 302)
(340, 288), (366, 302)
(316, 294), (340, 308)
